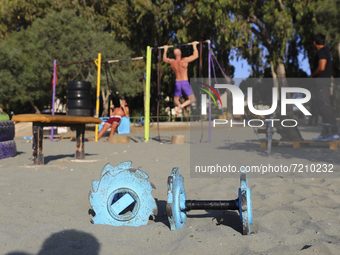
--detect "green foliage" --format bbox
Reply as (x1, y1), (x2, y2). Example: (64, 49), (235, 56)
(232, 0), (294, 76)
(0, 10), (143, 113)
(177, 0), (251, 77)
(0, 0), (107, 42)
(285, 35), (308, 78)
(287, 0), (317, 75)
(315, 0), (340, 46)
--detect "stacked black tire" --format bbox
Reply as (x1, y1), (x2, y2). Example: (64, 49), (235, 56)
(0, 116), (17, 159)
(67, 81), (92, 116)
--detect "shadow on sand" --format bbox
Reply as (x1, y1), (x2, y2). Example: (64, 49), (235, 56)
(6, 229), (100, 255)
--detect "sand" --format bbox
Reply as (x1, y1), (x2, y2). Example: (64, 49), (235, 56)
(1, 122), (339, 255)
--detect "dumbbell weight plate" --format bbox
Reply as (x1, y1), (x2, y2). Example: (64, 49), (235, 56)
(239, 169), (253, 235)
(167, 168), (187, 230)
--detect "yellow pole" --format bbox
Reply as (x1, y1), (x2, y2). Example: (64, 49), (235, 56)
(145, 46), (152, 142)
(94, 53), (102, 142)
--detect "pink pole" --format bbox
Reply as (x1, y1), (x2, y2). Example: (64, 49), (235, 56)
(208, 42), (211, 143)
(51, 59), (57, 142)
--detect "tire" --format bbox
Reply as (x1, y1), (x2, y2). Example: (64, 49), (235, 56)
(68, 108), (92, 116)
(0, 140), (16, 159)
(67, 81), (92, 91)
(67, 90), (91, 100)
(133, 118), (141, 127)
(0, 120), (15, 142)
(68, 99), (92, 109)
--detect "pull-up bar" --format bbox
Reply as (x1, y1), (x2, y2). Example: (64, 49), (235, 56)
(106, 57), (144, 63)
(145, 39), (212, 143)
(58, 60), (94, 66)
(153, 40), (210, 50)
(58, 57), (145, 66)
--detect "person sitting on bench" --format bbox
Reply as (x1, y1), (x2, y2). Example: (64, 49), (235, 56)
(88, 99), (129, 142)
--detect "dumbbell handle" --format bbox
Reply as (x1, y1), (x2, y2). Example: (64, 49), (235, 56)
(185, 199), (238, 211)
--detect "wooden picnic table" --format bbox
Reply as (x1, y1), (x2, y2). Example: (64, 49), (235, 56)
(12, 114), (102, 165)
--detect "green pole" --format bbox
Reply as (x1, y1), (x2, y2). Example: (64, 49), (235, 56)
(145, 46), (152, 142)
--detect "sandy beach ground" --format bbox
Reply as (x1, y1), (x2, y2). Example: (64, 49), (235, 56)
(1, 121), (339, 255)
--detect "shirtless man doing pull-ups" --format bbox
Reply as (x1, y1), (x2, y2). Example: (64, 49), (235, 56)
(163, 42), (199, 116)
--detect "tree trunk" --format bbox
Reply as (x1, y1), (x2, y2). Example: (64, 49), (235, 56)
(270, 60), (280, 102)
(101, 88), (110, 117)
(277, 58), (288, 90)
(276, 60), (286, 78)
(274, 58), (290, 114)
(270, 60), (279, 86)
(30, 100), (41, 114)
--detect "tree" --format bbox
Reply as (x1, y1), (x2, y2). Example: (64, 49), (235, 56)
(175, 0), (251, 118)
(286, 0), (317, 75)
(102, 0), (186, 116)
(0, 10), (143, 115)
(230, 0), (294, 79)
(0, 0), (99, 41)
(315, 0), (340, 76)
(285, 34), (308, 78)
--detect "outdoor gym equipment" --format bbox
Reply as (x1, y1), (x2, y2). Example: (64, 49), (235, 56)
(258, 114), (340, 151)
(52, 55), (144, 142)
(12, 114), (101, 165)
(89, 161), (158, 227)
(145, 40), (212, 143)
(0, 116), (16, 159)
(166, 168), (253, 235)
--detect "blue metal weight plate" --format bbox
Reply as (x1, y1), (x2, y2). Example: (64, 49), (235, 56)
(89, 161), (158, 227)
(167, 168), (187, 230)
(239, 167), (253, 235)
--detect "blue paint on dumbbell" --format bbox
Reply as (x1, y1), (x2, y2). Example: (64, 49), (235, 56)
(166, 168), (187, 230)
(239, 167), (253, 234)
(89, 161), (158, 227)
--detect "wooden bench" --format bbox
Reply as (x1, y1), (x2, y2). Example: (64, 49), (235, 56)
(12, 114), (102, 165)
(260, 139), (340, 150)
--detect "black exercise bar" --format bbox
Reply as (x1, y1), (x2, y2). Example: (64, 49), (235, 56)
(58, 57), (144, 66)
(185, 199), (239, 211)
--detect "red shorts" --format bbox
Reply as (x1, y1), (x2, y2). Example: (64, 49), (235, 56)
(105, 116), (121, 126)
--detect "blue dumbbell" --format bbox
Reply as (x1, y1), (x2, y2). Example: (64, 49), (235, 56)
(167, 167), (253, 235)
